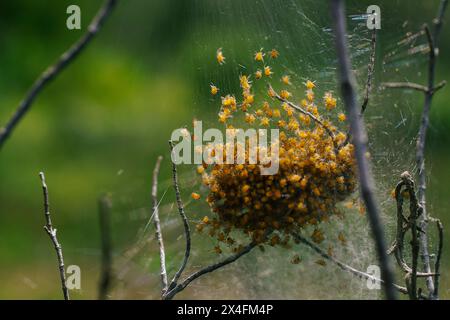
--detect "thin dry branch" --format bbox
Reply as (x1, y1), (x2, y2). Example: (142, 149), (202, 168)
(388, 174), (440, 299)
(416, 0), (448, 298)
(433, 0), (450, 48)
(151, 156), (168, 295)
(380, 1), (448, 299)
(381, 81), (446, 93)
(343, 28), (378, 146)
(389, 179), (412, 274)
(168, 141), (191, 290)
(393, 172), (421, 299)
(361, 29), (377, 115)
(39, 172), (69, 300)
(268, 84), (336, 142)
(98, 194), (113, 300)
(163, 241), (258, 300)
(432, 80), (447, 93)
(381, 82), (429, 93)
(292, 233), (408, 295)
(330, 0), (396, 300)
(159, 143), (271, 300)
(406, 174), (419, 299)
(433, 218), (444, 297)
(0, 0), (118, 150)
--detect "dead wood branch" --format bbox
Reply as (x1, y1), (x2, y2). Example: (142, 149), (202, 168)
(167, 141), (192, 291)
(151, 156), (168, 295)
(0, 0), (118, 150)
(268, 84), (336, 144)
(39, 172), (70, 300)
(293, 233), (408, 295)
(163, 242), (257, 300)
(416, 0), (448, 298)
(361, 29), (377, 115)
(330, 0), (397, 300)
(382, 0), (448, 299)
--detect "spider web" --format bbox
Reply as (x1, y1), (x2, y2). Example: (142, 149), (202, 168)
(112, 0), (439, 299)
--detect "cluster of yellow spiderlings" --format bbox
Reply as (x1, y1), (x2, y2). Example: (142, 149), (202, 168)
(194, 48), (356, 254)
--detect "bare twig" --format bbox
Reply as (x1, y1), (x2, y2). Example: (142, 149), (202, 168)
(268, 85), (336, 142)
(330, 0), (396, 300)
(381, 82), (429, 93)
(292, 233), (408, 295)
(433, 218), (444, 297)
(395, 172), (421, 299)
(406, 175), (419, 299)
(361, 29), (377, 115)
(163, 241), (258, 300)
(380, 1), (448, 299)
(167, 141), (191, 290)
(389, 200), (433, 276)
(432, 80), (447, 93)
(390, 180), (410, 273)
(381, 81), (446, 94)
(0, 0), (118, 150)
(151, 156), (168, 295)
(433, 0), (449, 49)
(416, 0), (448, 298)
(159, 144), (268, 300)
(39, 172), (69, 300)
(389, 175), (440, 299)
(343, 28), (378, 146)
(98, 194), (113, 300)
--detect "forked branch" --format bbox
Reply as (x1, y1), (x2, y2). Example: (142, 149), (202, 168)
(163, 242), (257, 300)
(388, 172), (444, 299)
(293, 232), (408, 295)
(415, 0), (447, 298)
(156, 145), (264, 300)
(268, 84), (336, 143)
(167, 141), (192, 291)
(381, 0), (448, 299)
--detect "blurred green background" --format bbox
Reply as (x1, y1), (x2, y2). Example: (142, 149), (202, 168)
(0, 0), (449, 299)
